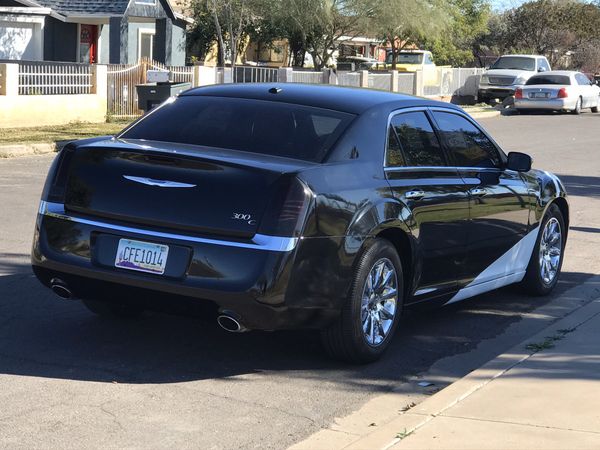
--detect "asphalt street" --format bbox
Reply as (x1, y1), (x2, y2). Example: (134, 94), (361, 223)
(0, 112), (599, 449)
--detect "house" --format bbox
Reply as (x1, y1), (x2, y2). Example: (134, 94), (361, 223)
(0, 0), (190, 65)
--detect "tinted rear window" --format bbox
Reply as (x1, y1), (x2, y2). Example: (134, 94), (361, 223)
(526, 75), (571, 85)
(120, 96), (355, 162)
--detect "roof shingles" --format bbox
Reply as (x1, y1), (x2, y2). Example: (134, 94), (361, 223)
(32, 0), (130, 16)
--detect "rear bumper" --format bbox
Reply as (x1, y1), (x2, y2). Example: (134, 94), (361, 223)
(514, 98), (576, 110)
(31, 202), (346, 330)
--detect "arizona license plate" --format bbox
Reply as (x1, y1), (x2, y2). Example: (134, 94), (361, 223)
(115, 238), (169, 275)
(532, 92), (548, 98)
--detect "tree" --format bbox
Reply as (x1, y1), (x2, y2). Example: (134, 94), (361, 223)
(369, 0), (449, 69)
(422, 0), (490, 66)
(277, 0), (374, 70)
(496, 0), (600, 68)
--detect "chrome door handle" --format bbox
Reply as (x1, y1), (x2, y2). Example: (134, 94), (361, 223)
(405, 190), (426, 200)
(471, 188), (487, 197)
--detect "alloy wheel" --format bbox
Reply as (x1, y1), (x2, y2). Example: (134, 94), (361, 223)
(360, 258), (398, 346)
(539, 217), (562, 285)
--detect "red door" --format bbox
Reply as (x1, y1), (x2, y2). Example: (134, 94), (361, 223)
(80, 24), (98, 63)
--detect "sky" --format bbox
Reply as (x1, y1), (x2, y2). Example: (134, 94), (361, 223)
(490, 0), (528, 11)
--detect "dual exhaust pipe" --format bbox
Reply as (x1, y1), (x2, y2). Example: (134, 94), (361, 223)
(50, 278), (248, 333)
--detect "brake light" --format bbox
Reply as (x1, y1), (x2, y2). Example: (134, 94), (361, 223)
(40, 143), (75, 203)
(258, 177), (313, 237)
(514, 88), (523, 99)
(558, 88), (568, 98)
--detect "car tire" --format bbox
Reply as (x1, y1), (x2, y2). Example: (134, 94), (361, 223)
(320, 238), (404, 364)
(521, 204), (566, 296)
(591, 99), (599, 113)
(82, 299), (144, 319)
(572, 97), (582, 115)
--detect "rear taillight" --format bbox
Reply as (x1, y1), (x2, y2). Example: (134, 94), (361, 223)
(558, 88), (568, 98)
(258, 177), (313, 237)
(40, 144), (75, 203)
(514, 88), (523, 99)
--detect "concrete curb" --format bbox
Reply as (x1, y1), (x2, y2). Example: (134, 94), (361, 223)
(467, 110), (501, 119)
(347, 296), (600, 450)
(0, 142), (57, 158)
(0, 140), (73, 158)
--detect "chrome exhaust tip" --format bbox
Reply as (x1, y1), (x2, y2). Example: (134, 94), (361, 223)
(50, 278), (73, 300)
(217, 314), (248, 333)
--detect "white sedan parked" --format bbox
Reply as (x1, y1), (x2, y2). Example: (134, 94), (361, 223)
(514, 71), (600, 114)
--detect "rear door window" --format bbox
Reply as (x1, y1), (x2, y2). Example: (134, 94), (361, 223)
(432, 111), (501, 168)
(387, 111), (445, 167)
(120, 96), (355, 162)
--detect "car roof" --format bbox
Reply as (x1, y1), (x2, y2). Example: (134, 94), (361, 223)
(182, 83), (460, 115)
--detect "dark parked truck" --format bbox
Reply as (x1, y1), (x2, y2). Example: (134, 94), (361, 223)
(32, 84), (569, 363)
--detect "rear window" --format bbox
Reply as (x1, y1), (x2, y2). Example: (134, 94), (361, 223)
(120, 96), (355, 162)
(526, 75), (571, 86)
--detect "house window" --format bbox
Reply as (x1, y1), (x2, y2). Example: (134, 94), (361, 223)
(138, 29), (154, 60)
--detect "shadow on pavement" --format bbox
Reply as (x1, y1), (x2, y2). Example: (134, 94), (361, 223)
(556, 174), (600, 198)
(0, 257), (596, 388)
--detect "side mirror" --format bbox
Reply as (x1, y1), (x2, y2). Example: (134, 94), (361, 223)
(538, 66), (547, 73)
(507, 152), (532, 172)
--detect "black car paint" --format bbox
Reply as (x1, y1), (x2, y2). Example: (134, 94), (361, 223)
(31, 84), (569, 330)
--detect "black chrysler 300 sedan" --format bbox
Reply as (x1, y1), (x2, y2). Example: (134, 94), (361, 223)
(32, 84), (568, 363)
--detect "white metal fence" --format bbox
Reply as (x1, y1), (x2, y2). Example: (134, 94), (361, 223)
(423, 67), (485, 97)
(292, 70), (322, 84)
(234, 66), (278, 83)
(338, 71), (361, 87)
(18, 62), (92, 95)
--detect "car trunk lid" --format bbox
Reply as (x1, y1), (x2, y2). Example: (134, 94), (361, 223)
(63, 139), (314, 238)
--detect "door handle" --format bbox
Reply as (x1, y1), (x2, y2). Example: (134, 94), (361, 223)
(405, 190), (426, 200)
(470, 188), (487, 197)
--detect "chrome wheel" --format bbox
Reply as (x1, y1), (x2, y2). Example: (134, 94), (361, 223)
(539, 217), (562, 285)
(361, 258), (398, 347)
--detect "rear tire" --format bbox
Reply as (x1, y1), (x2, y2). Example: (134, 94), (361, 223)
(321, 238), (404, 364)
(591, 98), (599, 113)
(82, 299), (144, 319)
(572, 97), (582, 115)
(521, 204), (566, 296)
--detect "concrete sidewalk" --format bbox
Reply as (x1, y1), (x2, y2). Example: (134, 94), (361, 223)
(349, 298), (600, 450)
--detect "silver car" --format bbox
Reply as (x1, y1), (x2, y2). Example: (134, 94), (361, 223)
(514, 71), (600, 114)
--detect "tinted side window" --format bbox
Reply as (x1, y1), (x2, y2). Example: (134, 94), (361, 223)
(386, 126), (405, 167)
(389, 112), (445, 167)
(432, 112), (501, 168)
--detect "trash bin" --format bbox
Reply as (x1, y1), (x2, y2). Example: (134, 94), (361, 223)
(136, 70), (191, 112)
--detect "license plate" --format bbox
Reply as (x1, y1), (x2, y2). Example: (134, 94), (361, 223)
(532, 92), (548, 98)
(115, 238), (169, 275)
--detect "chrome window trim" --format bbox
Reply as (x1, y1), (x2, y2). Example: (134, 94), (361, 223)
(39, 201), (298, 252)
(384, 166), (502, 172)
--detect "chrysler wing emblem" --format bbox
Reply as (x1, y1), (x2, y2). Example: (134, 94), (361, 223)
(123, 175), (196, 188)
